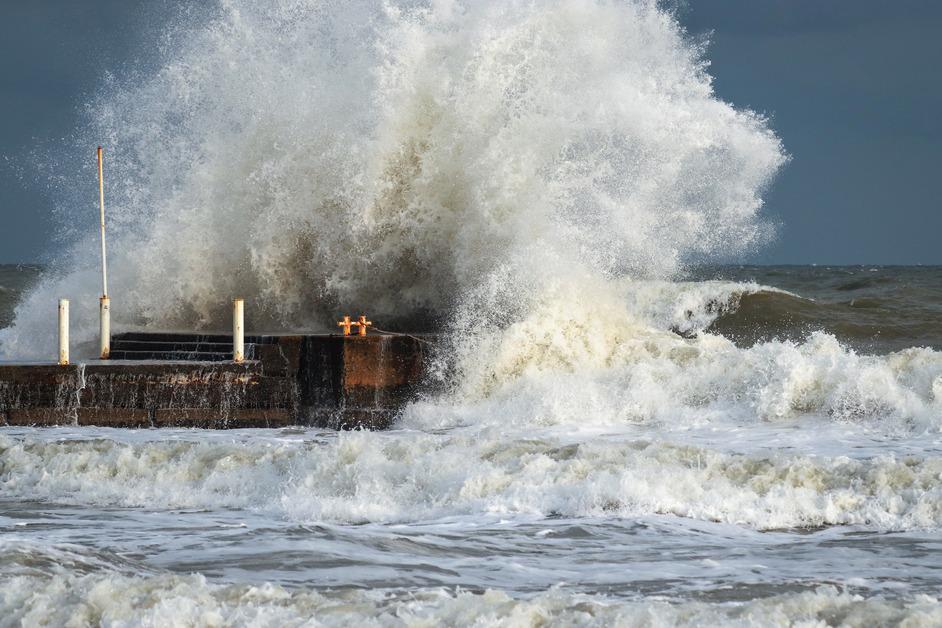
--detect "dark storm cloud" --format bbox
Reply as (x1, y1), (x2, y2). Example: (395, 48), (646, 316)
(0, 1), (940, 263)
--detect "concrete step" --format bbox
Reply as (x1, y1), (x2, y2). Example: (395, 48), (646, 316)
(115, 332), (279, 344)
(108, 350), (235, 362)
(111, 340), (236, 353)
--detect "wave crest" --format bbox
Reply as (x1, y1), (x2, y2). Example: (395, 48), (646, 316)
(1, 545), (939, 628)
(4, 432), (942, 530)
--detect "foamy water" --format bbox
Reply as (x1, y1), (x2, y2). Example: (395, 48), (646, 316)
(2, 0), (942, 625)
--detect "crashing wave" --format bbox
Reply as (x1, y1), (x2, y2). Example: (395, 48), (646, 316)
(0, 550), (938, 628)
(1, 0), (785, 361)
(4, 431), (942, 530)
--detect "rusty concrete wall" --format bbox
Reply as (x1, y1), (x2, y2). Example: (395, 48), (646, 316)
(276, 333), (432, 429)
(0, 362), (293, 428)
(0, 333), (436, 429)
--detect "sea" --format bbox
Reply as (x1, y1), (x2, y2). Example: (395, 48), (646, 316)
(2, 264), (941, 626)
(1, 1), (941, 625)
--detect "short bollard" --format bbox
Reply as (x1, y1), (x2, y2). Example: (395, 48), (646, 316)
(58, 299), (69, 366)
(99, 295), (111, 359)
(233, 298), (244, 363)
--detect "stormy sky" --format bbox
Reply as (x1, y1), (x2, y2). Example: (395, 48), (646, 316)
(0, 1), (940, 264)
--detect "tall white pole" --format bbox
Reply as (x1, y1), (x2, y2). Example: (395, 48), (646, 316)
(58, 299), (69, 366)
(233, 298), (244, 363)
(97, 146), (108, 296)
(97, 146), (110, 359)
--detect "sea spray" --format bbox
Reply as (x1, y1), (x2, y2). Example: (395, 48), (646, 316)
(1, 0), (785, 361)
(4, 3), (942, 620)
(2, 0), (940, 545)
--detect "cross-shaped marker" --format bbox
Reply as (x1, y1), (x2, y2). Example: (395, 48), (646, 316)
(337, 315), (354, 336)
(355, 315), (372, 336)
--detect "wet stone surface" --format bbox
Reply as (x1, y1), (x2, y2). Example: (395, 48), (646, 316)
(0, 333), (435, 429)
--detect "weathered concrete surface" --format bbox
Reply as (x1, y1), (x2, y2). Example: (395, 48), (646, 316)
(0, 332), (435, 429)
(77, 408), (152, 428)
(296, 335), (431, 429)
(0, 361), (281, 428)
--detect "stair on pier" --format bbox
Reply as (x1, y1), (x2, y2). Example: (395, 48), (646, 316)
(109, 332), (274, 362)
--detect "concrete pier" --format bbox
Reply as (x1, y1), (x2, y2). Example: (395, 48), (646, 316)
(0, 332), (434, 429)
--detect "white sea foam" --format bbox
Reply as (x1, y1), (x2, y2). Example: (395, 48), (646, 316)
(1, 559), (940, 628)
(3, 431), (942, 530)
(4, 1), (942, 619)
(439, 273), (942, 428)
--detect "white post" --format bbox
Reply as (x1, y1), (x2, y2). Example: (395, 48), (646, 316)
(233, 298), (244, 363)
(99, 296), (110, 359)
(58, 299), (69, 366)
(97, 146), (108, 297)
(97, 146), (110, 359)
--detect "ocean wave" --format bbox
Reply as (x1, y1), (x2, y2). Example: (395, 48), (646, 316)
(3, 432), (942, 530)
(443, 275), (942, 428)
(706, 289), (942, 352)
(1, 556), (939, 628)
(619, 279), (792, 335)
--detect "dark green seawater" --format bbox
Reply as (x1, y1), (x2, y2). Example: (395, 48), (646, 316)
(689, 265), (942, 354)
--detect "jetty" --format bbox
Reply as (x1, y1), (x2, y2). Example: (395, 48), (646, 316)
(0, 330), (434, 429)
(0, 148), (439, 429)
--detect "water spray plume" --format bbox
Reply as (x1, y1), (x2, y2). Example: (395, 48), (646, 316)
(2, 0), (785, 359)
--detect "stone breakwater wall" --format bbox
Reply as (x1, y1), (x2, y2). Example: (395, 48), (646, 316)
(0, 333), (433, 429)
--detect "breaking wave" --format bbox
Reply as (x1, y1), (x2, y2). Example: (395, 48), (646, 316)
(0, 0), (939, 548)
(706, 289), (942, 353)
(3, 431), (942, 530)
(440, 275), (942, 427)
(1, 543), (939, 627)
(1, 0), (785, 360)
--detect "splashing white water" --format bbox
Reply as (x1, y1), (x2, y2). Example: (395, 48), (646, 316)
(6, 3), (942, 621)
(3, 573), (940, 628)
(4, 429), (942, 530)
(2, 0), (937, 434)
(1, 0), (784, 359)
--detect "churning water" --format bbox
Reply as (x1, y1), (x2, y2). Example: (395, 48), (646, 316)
(1, 1), (942, 625)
